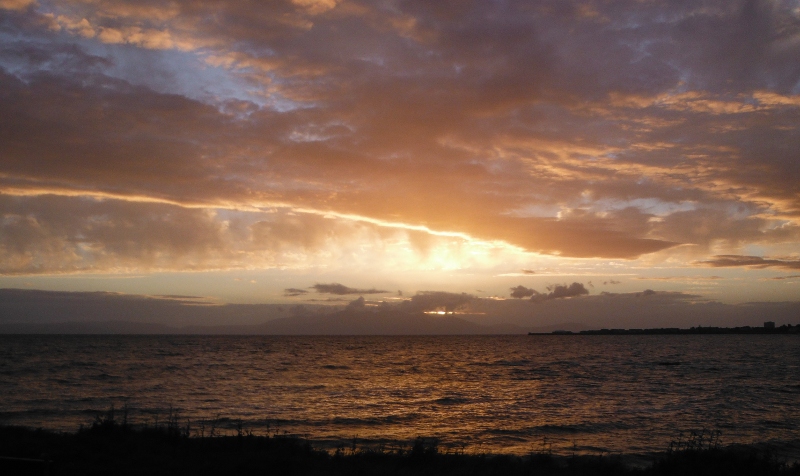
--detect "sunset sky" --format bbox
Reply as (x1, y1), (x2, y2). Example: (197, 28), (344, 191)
(1, 0), (799, 313)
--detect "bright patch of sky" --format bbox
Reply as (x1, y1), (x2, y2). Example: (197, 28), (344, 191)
(584, 197), (697, 216)
(0, 26), (291, 110)
(505, 203), (562, 218)
(82, 41), (288, 110)
(742, 244), (767, 257)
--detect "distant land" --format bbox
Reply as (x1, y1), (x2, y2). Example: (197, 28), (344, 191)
(532, 323), (800, 336)
(1, 288), (799, 335)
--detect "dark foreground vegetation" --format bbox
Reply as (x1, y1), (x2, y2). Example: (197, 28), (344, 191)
(1, 418), (798, 476)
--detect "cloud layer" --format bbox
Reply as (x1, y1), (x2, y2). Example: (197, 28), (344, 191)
(1, 0), (800, 284)
(697, 255), (800, 270)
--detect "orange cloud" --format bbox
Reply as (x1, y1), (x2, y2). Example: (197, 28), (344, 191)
(1, 0), (799, 278)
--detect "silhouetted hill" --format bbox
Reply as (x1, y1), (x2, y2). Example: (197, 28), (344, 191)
(0, 312), (526, 335)
(252, 309), (525, 335)
(0, 321), (177, 334)
(2, 288), (798, 334)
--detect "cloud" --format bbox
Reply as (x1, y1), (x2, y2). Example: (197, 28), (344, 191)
(0, 194), (433, 275)
(283, 288), (308, 297)
(603, 280), (621, 285)
(763, 275), (800, 281)
(547, 282), (590, 299)
(403, 291), (474, 313)
(521, 269), (535, 275)
(695, 255), (800, 270)
(0, 0), (799, 275)
(509, 285), (536, 299)
(311, 283), (389, 295)
(636, 276), (724, 281)
(0, 0), (35, 11)
(531, 282), (589, 302)
(0, 195), (231, 274)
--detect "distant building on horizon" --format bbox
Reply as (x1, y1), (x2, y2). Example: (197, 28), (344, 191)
(764, 321), (775, 329)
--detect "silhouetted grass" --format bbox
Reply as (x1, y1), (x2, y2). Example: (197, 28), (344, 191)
(1, 418), (798, 476)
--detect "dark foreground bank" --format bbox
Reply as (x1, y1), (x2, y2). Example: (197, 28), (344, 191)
(1, 420), (798, 476)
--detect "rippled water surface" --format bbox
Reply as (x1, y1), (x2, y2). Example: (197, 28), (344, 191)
(1, 335), (798, 455)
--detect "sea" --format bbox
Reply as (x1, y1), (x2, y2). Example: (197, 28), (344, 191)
(1, 334), (798, 459)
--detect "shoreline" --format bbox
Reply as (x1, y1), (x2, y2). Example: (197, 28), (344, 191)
(2, 421), (798, 476)
(530, 324), (800, 335)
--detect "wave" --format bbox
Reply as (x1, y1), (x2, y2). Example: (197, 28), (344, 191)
(433, 396), (470, 405)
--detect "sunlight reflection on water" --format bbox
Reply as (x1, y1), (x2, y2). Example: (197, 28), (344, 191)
(1, 335), (798, 455)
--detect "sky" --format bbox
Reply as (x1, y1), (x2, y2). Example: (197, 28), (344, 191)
(1, 0), (800, 323)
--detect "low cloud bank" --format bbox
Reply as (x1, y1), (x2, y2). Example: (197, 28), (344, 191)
(402, 291), (474, 313)
(510, 285), (536, 299)
(2, 288), (800, 333)
(311, 283), (389, 295)
(696, 255), (800, 270)
(532, 282), (589, 302)
(509, 282), (590, 301)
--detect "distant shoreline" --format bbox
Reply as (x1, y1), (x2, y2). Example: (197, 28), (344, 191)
(530, 324), (799, 335)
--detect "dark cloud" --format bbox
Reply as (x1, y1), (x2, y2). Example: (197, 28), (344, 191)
(603, 280), (621, 285)
(509, 285), (536, 299)
(403, 291), (474, 313)
(696, 255), (800, 270)
(531, 282), (589, 302)
(0, 0), (799, 273)
(283, 288), (308, 297)
(521, 269), (535, 275)
(311, 283), (389, 295)
(764, 275), (800, 281)
(548, 282), (590, 299)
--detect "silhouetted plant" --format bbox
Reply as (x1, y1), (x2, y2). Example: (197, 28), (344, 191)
(668, 429), (723, 454)
(121, 404), (128, 428)
(6, 414), (799, 476)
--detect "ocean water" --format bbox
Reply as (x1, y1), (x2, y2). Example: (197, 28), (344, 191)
(1, 335), (798, 457)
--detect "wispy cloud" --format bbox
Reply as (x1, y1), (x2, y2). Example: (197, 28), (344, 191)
(311, 283), (389, 295)
(1, 0), (799, 288)
(283, 288), (309, 297)
(695, 255), (800, 270)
